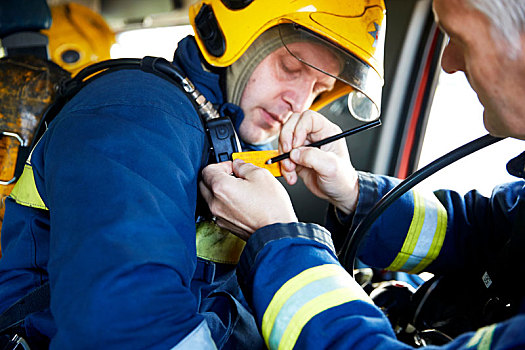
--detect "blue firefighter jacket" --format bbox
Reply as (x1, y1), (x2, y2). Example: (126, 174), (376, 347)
(237, 158), (525, 349)
(0, 36), (267, 349)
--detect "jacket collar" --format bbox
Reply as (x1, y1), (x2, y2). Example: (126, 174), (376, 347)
(173, 36), (271, 151)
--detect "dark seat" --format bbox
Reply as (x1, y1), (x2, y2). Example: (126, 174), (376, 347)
(0, 0), (52, 38)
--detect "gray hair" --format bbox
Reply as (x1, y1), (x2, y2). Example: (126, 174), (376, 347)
(467, 0), (525, 57)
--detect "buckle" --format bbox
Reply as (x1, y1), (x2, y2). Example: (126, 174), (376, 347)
(0, 131), (27, 185)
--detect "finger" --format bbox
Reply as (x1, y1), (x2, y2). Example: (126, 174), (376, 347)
(201, 161), (233, 186)
(289, 147), (339, 178)
(198, 180), (213, 203)
(281, 158), (296, 172)
(291, 110), (317, 148)
(294, 111), (341, 147)
(232, 158), (264, 179)
(281, 168), (298, 185)
(279, 112), (302, 153)
(279, 157), (298, 184)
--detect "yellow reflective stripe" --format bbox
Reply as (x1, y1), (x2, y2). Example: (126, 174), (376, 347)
(411, 200), (447, 273)
(387, 191), (447, 274)
(387, 191), (424, 271)
(195, 221), (246, 264)
(262, 264), (372, 350)
(9, 164), (48, 210)
(466, 324), (496, 349)
(262, 264), (340, 344)
(278, 288), (365, 350)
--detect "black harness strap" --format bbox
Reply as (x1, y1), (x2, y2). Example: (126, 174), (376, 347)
(0, 283), (50, 333)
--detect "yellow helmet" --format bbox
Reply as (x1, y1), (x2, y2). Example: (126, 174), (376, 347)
(189, 0), (386, 121)
(42, 3), (116, 75)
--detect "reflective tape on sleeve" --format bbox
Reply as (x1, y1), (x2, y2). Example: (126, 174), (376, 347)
(387, 190), (447, 274)
(262, 264), (372, 350)
(466, 323), (496, 350)
(9, 163), (48, 210)
(170, 321), (217, 350)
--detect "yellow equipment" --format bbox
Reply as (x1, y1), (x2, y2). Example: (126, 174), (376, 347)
(189, 0), (386, 121)
(43, 3), (116, 75)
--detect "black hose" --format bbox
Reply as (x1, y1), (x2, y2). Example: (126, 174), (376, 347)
(340, 134), (504, 275)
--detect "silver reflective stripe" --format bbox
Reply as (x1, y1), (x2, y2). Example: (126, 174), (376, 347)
(387, 191), (447, 274)
(401, 194), (441, 270)
(262, 264), (373, 350)
(170, 321), (217, 350)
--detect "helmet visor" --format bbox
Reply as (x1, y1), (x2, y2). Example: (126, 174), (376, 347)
(278, 24), (382, 121)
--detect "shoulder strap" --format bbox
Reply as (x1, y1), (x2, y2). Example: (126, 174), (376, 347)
(0, 283), (50, 333)
(25, 56), (240, 168)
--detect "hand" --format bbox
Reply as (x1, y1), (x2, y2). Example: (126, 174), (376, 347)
(199, 159), (298, 240)
(279, 110), (359, 214)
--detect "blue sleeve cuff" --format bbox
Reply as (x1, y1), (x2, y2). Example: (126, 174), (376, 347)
(238, 222), (335, 286)
(324, 171), (380, 254)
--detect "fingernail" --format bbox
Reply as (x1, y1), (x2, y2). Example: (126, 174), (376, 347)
(290, 149), (300, 160)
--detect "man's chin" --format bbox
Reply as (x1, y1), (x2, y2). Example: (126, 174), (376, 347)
(483, 110), (512, 138)
(249, 134), (278, 146)
(239, 129), (278, 146)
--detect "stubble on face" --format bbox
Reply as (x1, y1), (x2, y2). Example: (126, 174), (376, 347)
(237, 43), (338, 145)
(237, 52), (288, 145)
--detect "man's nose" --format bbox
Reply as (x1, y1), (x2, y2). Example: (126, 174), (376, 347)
(282, 79), (316, 113)
(441, 41), (465, 74)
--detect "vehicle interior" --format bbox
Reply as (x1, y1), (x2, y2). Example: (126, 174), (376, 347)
(85, 0), (524, 223)
(2, 0), (518, 224)
(1, 0), (524, 346)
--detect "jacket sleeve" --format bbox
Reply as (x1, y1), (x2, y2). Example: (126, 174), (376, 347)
(31, 70), (215, 349)
(238, 222), (525, 350)
(237, 222), (399, 350)
(328, 172), (525, 275)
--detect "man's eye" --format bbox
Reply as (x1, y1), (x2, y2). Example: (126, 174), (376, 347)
(281, 63), (293, 73)
(280, 58), (302, 75)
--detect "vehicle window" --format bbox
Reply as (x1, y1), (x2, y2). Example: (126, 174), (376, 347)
(110, 25), (194, 59)
(416, 71), (525, 196)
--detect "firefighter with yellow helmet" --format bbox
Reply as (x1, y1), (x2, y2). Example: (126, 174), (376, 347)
(0, 0), (385, 348)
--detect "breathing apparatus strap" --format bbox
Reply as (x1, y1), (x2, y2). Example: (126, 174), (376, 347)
(25, 56), (241, 170)
(0, 283), (50, 334)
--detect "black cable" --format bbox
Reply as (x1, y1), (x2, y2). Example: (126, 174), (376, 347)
(341, 134), (504, 275)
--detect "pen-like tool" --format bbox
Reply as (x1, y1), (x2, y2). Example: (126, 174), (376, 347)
(265, 119), (381, 165)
